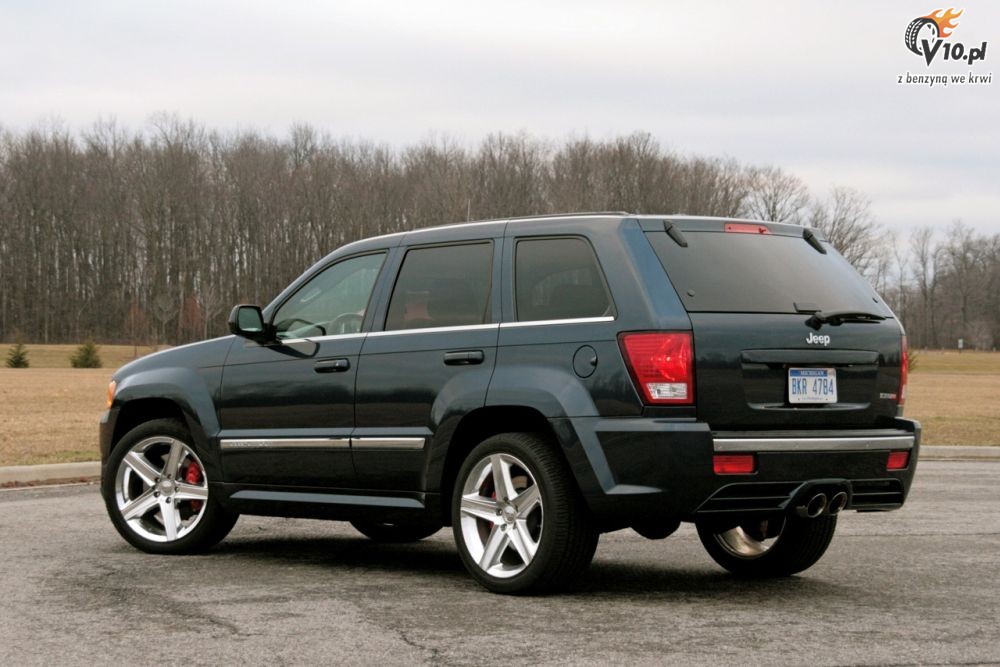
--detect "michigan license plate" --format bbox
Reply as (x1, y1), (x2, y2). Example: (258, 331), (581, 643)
(788, 368), (837, 404)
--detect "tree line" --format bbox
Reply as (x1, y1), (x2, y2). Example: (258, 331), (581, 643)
(0, 118), (996, 349)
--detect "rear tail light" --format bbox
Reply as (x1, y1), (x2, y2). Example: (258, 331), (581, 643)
(713, 454), (756, 475)
(619, 332), (694, 404)
(898, 335), (909, 407)
(887, 450), (910, 470)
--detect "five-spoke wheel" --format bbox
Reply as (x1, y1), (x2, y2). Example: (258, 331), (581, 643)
(103, 419), (237, 554)
(451, 432), (598, 595)
(458, 452), (543, 578)
(115, 435), (209, 542)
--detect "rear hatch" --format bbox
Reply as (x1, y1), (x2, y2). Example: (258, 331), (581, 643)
(644, 219), (905, 431)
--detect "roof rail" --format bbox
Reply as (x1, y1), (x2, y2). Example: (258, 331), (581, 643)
(503, 211), (631, 221)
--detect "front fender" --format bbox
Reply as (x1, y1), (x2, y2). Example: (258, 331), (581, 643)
(112, 366), (224, 472)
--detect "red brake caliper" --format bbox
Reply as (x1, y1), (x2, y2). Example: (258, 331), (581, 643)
(185, 462), (203, 512)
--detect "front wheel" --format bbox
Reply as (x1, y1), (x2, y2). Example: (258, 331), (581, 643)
(452, 432), (598, 595)
(696, 515), (837, 577)
(103, 418), (238, 554)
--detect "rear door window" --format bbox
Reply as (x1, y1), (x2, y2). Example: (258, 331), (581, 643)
(646, 230), (891, 315)
(515, 237), (614, 322)
(385, 242), (493, 330)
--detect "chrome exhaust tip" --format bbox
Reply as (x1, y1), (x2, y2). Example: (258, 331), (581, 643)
(795, 492), (828, 519)
(828, 491), (849, 515)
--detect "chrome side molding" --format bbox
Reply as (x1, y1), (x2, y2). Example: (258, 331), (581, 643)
(220, 436), (426, 451)
(220, 438), (350, 451)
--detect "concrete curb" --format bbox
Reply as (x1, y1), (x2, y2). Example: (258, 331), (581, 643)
(1, 446), (999, 488)
(920, 445), (1000, 460)
(0, 461), (101, 487)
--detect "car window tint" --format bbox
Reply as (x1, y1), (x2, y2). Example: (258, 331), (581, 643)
(646, 231), (892, 315)
(515, 237), (613, 322)
(273, 253), (385, 339)
(385, 243), (493, 331)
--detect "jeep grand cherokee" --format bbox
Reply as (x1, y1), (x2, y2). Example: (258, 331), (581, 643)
(101, 213), (918, 594)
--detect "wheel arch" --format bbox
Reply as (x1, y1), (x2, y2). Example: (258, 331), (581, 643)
(108, 367), (222, 477)
(431, 405), (572, 526)
(112, 398), (188, 447)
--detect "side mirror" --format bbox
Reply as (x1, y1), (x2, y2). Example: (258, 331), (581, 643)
(228, 304), (271, 342)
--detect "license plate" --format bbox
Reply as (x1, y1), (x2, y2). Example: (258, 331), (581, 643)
(788, 368), (837, 404)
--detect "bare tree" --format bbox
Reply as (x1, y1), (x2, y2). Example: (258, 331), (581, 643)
(910, 227), (941, 347)
(742, 166), (810, 223)
(13, 120), (972, 348)
(806, 187), (885, 276)
(942, 221), (983, 345)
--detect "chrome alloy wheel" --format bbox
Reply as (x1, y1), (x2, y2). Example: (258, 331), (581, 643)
(114, 436), (209, 543)
(713, 518), (786, 559)
(458, 453), (543, 579)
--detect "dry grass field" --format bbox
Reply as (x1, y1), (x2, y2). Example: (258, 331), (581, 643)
(0, 344), (997, 466)
(905, 350), (1000, 447)
(1, 343), (158, 465)
(4, 343), (160, 369)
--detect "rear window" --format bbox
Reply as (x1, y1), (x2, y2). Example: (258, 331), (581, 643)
(646, 231), (891, 315)
(515, 237), (613, 321)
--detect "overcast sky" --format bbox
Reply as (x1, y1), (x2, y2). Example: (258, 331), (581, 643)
(2, 0), (997, 235)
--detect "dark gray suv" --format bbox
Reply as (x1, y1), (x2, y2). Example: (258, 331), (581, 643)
(101, 213), (918, 594)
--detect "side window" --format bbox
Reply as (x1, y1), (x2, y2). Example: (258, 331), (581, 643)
(273, 253), (385, 339)
(515, 237), (613, 322)
(385, 242), (493, 331)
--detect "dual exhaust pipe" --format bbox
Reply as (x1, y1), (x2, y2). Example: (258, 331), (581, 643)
(795, 490), (848, 519)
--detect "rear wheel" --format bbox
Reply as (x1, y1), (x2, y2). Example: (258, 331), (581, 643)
(103, 419), (238, 554)
(451, 432), (598, 595)
(696, 515), (837, 577)
(350, 519), (441, 543)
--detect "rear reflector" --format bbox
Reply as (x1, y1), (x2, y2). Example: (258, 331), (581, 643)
(713, 454), (756, 475)
(898, 335), (909, 407)
(887, 450), (910, 470)
(619, 332), (694, 404)
(725, 222), (771, 235)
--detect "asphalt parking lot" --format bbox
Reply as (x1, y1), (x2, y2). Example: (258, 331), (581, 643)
(1, 460), (998, 666)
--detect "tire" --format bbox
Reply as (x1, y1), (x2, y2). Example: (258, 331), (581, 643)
(696, 515), (837, 578)
(905, 17), (937, 55)
(103, 418), (238, 554)
(451, 432), (598, 595)
(350, 519), (441, 543)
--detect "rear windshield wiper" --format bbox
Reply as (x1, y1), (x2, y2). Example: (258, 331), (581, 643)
(807, 310), (886, 329)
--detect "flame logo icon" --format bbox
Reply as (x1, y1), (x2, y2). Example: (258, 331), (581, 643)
(906, 8), (964, 55)
(924, 8), (963, 38)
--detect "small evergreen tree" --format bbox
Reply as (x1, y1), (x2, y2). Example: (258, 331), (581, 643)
(6, 343), (29, 368)
(70, 341), (103, 368)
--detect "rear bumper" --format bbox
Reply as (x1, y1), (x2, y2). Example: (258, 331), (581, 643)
(557, 417), (920, 531)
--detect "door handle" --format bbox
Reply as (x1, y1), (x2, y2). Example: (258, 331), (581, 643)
(314, 358), (350, 373)
(443, 350), (485, 365)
